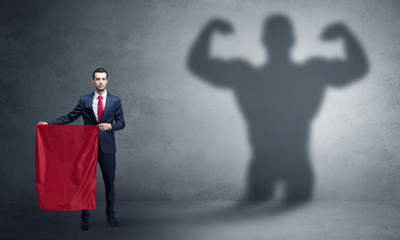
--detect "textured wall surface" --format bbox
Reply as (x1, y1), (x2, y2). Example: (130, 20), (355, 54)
(1, 0), (399, 201)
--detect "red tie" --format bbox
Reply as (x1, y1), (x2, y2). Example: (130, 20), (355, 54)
(98, 96), (104, 122)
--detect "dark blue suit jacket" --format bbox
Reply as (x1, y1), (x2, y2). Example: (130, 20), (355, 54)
(48, 92), (125, 154)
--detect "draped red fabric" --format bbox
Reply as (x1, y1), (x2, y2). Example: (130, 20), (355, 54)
(36, 125), (98, 211)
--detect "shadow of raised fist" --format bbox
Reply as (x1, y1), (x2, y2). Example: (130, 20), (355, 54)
(322, 23), (350, 41)
(208, 19), (234, 35)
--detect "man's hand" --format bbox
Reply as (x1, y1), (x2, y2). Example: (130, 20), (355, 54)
(37, 122), (48, 125)
(97, 123), (111, 131)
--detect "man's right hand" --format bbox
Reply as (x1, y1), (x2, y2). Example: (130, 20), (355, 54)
(37, 122), (48, 125)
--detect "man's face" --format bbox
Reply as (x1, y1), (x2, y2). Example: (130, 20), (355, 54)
(92, 72), (108, 93)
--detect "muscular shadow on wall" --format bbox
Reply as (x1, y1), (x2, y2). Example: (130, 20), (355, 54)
(187, 15), (368, 203)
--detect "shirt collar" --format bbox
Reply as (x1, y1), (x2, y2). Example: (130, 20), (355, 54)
(94, 90), (107, 99)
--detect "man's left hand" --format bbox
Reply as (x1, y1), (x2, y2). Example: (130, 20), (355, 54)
(97, 123), (111, 131)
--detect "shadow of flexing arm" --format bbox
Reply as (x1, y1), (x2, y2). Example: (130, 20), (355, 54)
(188, 15), (368, 202)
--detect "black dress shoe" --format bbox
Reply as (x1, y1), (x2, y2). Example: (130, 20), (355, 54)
(81, 218), (90, 231)
(107, 216), (119, 228)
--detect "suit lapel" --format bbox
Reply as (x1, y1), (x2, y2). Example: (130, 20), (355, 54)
(88, 92), (97, 122)
(100, 92), (113, 122)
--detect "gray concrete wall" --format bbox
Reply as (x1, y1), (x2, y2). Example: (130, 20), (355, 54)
(1, 0), (399, 201)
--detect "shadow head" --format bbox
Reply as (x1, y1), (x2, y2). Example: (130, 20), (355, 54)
(262, 15), (295, 54)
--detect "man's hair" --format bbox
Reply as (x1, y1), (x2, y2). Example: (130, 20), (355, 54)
(92, 68), (108, 79)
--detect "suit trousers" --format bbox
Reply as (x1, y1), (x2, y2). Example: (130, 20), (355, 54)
(82, 149), (116, 219)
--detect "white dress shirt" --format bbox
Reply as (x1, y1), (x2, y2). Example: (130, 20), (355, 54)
(93, 90), (107, 121)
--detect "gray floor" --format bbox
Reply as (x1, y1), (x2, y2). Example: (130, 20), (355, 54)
(2, 200), (400, 240)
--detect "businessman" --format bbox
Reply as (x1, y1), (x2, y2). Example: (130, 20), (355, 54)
(38, 68), (125, 230)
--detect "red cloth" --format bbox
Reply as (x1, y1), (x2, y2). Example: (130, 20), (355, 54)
(36, 125), (98, 211)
